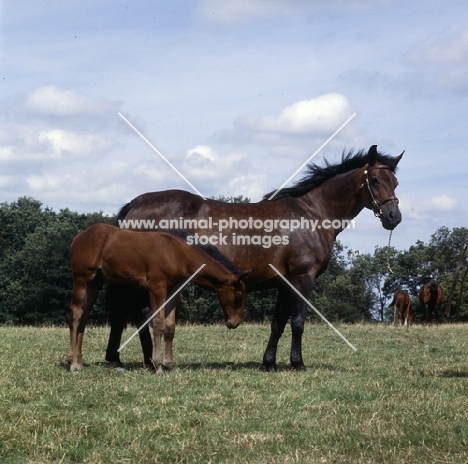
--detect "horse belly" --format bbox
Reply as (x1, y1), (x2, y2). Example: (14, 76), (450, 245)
(100, 245), (148, 287)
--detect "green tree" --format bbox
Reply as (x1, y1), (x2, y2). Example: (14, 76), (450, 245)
(0, 198), (112, 324)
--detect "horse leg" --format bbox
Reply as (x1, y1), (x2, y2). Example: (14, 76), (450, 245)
(148, 288), (166, 375)
(426, 303), (434, 326)
(105, 285), (127, 368)
(105, 285), (153, 369)
(68, 277), (87, 371)
(290, 297), (308, 370)
(263, 287), (291, 372)
(289, 276), (313, 370)
(136, 306), (154, 368)
(68, 277), (100, 372)
(162, 292), (179, 371)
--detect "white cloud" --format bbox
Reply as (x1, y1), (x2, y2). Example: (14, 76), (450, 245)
(195, 0), (297, 24)
(241, 93), (353, 134)
(406, 29), (468, 92)
(195, 0), (385, 24)
(25, 85), (94, 116)
(429, 194), (457, 212)
(24, 161), (144, 213)
(399, 193), (458, 221)
(415, 30), (468, 65)
(184, 145), (244, 180)
(38, 129), (113, 158)
(227, 174), (267, 201)
(23, 85), (117, 117)
(0, 125), (113, 162)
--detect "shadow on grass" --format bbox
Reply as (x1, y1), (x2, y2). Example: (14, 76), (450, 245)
(418, 369), (468, 378)
(58, 360), (344, 373)
(439, 369), (468, 378)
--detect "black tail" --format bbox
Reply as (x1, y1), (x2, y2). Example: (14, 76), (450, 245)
(116, 199), (136, 223)
(428, 282), (438, 307)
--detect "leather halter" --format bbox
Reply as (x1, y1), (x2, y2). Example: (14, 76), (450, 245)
(361, 165), (399, 219)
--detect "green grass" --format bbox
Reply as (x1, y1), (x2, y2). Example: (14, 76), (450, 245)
(1, 323), (468, 463)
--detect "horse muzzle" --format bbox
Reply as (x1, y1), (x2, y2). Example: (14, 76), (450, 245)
(225, 319), (242, 330)
(380, 200), (402, 230)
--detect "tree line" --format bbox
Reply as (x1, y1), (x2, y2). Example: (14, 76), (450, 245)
(0, 196), (466, 325)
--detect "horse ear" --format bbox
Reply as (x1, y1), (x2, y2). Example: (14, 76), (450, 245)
(368, 145), (378, 165)
(394, 150), (405, 166)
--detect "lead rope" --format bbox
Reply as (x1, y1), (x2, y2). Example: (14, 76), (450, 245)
(386, 230), (395, 274)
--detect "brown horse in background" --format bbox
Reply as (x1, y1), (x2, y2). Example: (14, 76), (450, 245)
(419, 281), (444, 325)
(391, 290), (413, 326)
(68, 224), (248, 373)
(109, 145), (403, 371)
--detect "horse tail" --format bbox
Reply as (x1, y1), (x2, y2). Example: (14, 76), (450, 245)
(428, 282), (438, 307)
(116, 199), (136, 222)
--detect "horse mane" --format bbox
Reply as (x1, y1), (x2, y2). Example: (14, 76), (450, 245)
(263, 146), (399, 201)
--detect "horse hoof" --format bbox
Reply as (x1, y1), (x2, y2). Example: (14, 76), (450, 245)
(112, 364), (126, 372)
(110, 361), (126, 370)
(70, 363), (83, 373)
(291, 362), (306, 371)
(263, 364), (277, 373)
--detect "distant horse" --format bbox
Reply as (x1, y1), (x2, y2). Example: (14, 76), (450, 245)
(108, 145), (403, 371)
(68, 223), (248, 373)
(391, 290), (413, 326)
(419, 281), (444, 325)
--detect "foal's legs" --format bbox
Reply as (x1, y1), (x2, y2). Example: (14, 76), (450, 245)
(148, 287), (167, 375)
(68, 276), (101, 372)
(161, 292), (180, 370)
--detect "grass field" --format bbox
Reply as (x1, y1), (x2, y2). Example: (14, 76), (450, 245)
(1, 323), (468, 463)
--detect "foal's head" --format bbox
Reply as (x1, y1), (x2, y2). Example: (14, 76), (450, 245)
(217, 271), (249, 329)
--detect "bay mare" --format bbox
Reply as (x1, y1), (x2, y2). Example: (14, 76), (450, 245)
(109, 145), (403, 371)
(419, 281), (444, 324)
(68, 224), (248, 373)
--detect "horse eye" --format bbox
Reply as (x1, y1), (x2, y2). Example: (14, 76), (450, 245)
(371, 176), (380, 185)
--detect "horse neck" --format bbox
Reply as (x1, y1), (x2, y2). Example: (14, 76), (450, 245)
(179, 244), (233, 291)
(305, 166), (366, 221)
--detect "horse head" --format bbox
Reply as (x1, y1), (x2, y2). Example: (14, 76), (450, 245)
(217, 270), (250, 329)
(362, 145), (403, 230)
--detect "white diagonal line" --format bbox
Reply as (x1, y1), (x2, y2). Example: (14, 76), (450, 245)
(118, 112), (207, 200)
(118, 264), (206, 353)
(267, 112), (356, 200)
(268, 264), (357, 351)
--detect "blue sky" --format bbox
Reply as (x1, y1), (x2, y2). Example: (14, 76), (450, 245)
(1, 0), (467, 254)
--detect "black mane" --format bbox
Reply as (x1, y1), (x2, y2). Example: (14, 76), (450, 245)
(263, 146), (399, 201)
(167, 230), (244, 275)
